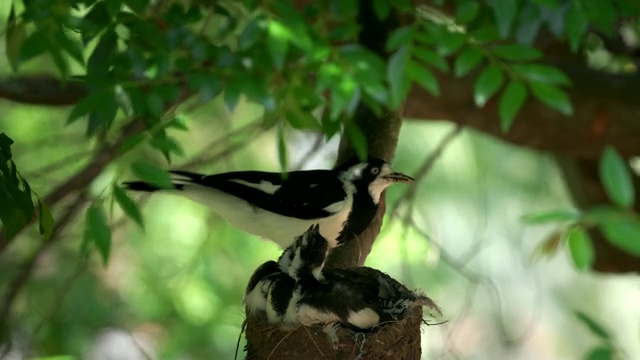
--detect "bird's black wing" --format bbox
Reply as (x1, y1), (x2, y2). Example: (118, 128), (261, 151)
(171, 169), (348, 220)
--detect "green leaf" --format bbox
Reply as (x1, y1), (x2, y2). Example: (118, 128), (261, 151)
(6, 6), (27, 72)
(224, 77), (243, 112)
(0, 149), (35, 241)
(575, 311), (610, 340)
(130, 161), (173, 189)
(529, 82), (573, 116)
(87, 29), (117, 78)
(531, 0), (559, 7)
(582, 1), (616, 35)
(18, 30), (47, 64)
(145, 93), (165, 119)
(521, 209), (581, 224)
(113, 185), (144, 228)
(582, 205), (622, 225)
(47, 43), (70, 79)
(187, 72), (224, 102)
(238, 15), (265, 51)
(267, 20), (290, 70)
(454, 47), (484, 78)
(150, 136), (184, 156)
(407, 61), (439, 96)
(0, 189), (30, 242)
(566, 227), (594, 271)
(386, 26), (414, 51)
(67, 89), (116, 124)
(387, 44), (411, 109)
(455, 1), (480, 25)
(84, 204), (111, 265)
(491, 44), (542, 61)
(117, 133), (147, 156)
(285, 107), (321, 131)
(373, 0), (391, 20)
(0, 133), (14, 157)
(436, 32), (467, 57)
(38, 200), (55, 239)
(56, 30), (85, 67)
(328, 75), (358, 119)
(345, 122), (368, 161)
(412, 47), (448, 72)
(511, 64), (571, 85)
(470, 26), (500, 44)
(473, 64), (504, 107)
(492, 0), (517, 38)
(565, 5), (588, 52)
(600, 218), (640, 256)
(499, 81), (527, 131)
(599, 146), (635, 208)
(587, 347), (614, 360)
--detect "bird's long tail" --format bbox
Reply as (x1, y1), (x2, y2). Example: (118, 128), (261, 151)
(122, 170), (198, 192)
(121, 181), (162, 192)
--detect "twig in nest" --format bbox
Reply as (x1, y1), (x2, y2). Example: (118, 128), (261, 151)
(302, 325), (324, 357)
(234, 319), (247, 360)
(353, 332), (367, 360)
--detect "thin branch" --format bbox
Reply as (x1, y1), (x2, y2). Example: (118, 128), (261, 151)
(389, 124), (463, 219)
(179, 119), (266, 169)
(23, 152), (90, 179)
(291, 132), (325, 171)
(31, 258), (88, 337)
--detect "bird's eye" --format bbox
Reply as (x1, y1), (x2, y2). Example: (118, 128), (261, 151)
(370, 167), (380, 175)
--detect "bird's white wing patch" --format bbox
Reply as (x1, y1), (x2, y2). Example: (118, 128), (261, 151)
(244, 278), (273, 314)
(283, 287), (302, 325)
(297, 304), (341, 326)
(322, 200), (346, 214)
(230, 179), (281, 195)
(346, 308), (380, 329)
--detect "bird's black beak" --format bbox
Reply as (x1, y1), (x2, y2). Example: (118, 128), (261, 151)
(383, 172), (414, 184)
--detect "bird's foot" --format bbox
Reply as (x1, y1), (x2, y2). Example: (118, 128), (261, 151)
(322, 322), (340, 349)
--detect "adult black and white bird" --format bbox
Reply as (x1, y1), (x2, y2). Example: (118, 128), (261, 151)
(244, 225), (442, 332)
(123, 157), (413, 248)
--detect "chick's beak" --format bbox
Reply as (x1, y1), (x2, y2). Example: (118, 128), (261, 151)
(384, 172), (414, 184)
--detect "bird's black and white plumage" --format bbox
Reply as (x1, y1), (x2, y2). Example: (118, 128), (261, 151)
(243, 225), (442, 332)
(123, 157), (413, 248)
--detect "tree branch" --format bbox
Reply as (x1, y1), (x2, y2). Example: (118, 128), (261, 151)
(404, 35), (640, 159)
(0, 75), (88, 106)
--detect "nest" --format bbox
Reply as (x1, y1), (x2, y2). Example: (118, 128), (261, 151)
(244, 307), (425, 360)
